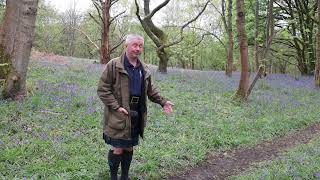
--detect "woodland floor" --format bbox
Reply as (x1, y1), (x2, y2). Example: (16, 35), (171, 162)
(26, 56), (319, 179)
(167, 122), (320, 180)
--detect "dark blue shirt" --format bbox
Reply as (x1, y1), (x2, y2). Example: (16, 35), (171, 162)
(124, 55), (143, 96)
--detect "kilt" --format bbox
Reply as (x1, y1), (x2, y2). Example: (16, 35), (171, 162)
(103, 105), (142, 148)
(103, 133), (139, 148)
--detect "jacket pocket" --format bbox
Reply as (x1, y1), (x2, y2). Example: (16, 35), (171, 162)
(108, 110), (127, 130)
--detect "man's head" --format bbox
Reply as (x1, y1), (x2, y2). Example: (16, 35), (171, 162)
(125, 34), (144, 61)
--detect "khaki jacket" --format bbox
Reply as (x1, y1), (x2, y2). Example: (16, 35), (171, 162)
(97, 53), (167, 140)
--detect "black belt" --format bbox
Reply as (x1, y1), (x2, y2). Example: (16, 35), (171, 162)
(130, 96), (140, 117)
(130, 96), (140, 104)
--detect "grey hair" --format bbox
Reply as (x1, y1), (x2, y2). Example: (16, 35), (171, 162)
(125, 34), (144, 45)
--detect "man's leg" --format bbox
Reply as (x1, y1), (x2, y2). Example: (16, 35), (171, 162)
(120, 147), (133, 180)
(108, 148), (123, 180)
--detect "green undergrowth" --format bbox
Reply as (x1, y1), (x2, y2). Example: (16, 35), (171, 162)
(1, 60), (319, 179)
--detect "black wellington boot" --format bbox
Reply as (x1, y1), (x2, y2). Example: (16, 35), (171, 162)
(108, 150), (122, 180)
(120, 150), (133, 180)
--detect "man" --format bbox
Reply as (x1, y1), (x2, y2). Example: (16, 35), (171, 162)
(97, 34), (174, 180)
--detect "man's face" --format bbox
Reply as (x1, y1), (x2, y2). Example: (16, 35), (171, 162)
(126, 38), (144, 60)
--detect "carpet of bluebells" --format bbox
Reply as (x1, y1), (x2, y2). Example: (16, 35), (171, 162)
(0, 57), (320, 179)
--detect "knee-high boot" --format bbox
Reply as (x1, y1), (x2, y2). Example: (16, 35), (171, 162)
(108, 150), (122, 180)
(120, 150), (133, 180)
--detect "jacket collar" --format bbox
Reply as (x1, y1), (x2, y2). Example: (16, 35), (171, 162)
(115, 53), (126, 73)
(116, 52), (151, 79)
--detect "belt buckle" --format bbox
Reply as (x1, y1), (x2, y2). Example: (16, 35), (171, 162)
(130, 96), (139, 104)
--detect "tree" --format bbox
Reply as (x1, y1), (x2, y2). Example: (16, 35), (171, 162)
(89, 0), (126, 63)
(234, 0), (250, 101)
(90, 0), (126, 64)
(315, 0), (320, 87)
(62, 0), (81, 57)
(222, 0), (234, 77)
(254, 0), (260, 71)
(135, 0), (209, 73)
(0, 0), (39, 100)
(100, 0), (111, 64)
(34, 1), (64, 54)
(275, 0), (318, 75)
(135, 0), (171, 73)
(262, 0), (275, 73)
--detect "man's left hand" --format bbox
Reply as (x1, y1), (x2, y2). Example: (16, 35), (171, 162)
(163, 101), (174, 114)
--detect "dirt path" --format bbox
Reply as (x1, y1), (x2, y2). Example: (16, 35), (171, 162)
(167, 122), (320, 180)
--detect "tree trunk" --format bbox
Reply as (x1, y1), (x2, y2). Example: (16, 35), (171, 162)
(235, 0), (250, 101)
(135, 0), (209, 73)
(254, 0), (260, 71)
(315, 0), (320, 87)
(263, 0), (275, 73)
(247, 66), (265, 97)
(225, 0), (234, 77)
(100, 0), (111, 64)
(138, 0), (170, 73)
(90, 0), (125, 64)
(157, 48), (169, 73)
(0, 0), (39, 100)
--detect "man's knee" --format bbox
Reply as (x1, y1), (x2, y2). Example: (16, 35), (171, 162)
(111, 147), (133, 154)
(112, 147), (124, 154)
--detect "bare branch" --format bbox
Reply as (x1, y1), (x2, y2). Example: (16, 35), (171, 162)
(181, 1), (210, 29)
(111, 0), (121, 7)
(159, 0), (210, 50)
(145, 0), (171, 20)
(110, 10), (126, 24)
(91, 0), (103, 23)
(88, 12), (101, 26)
(189, 26), (225, 48)
(135, 0), (161, 47)
(164, 24), (225, 48)
(210, 1), (223, 16)
(110, 39), (125, 53)
(73, 27), (100, 50)
(221, 0), (228, 31)
(194, 33), (211, 47)
(135, 0), (142, 21)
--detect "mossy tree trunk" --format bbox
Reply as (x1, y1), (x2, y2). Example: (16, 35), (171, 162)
(0, 47), (11, 80)
(135, 0), (170, 73)
(0, 0), (39, 100)
(157, 48), (169, 73)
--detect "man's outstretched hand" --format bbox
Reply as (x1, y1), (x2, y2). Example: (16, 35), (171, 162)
(163, 101), (174, 114)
